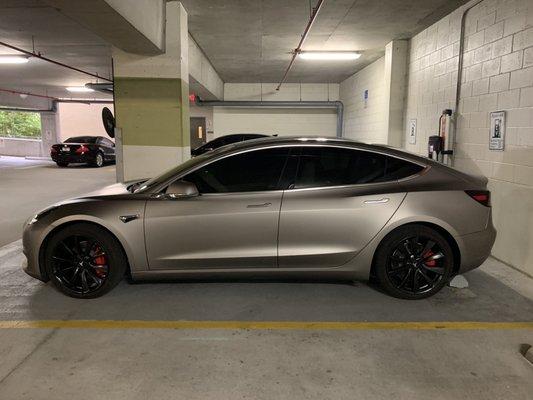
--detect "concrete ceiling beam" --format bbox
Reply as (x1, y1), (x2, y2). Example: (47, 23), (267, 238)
(42, 0), (166, 55)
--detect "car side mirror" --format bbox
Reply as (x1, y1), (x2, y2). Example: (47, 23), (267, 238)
(165, 180), (199, 199)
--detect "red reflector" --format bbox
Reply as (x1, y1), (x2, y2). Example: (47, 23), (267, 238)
(75, 145), (88, 154)
(465, 190), (491, 207)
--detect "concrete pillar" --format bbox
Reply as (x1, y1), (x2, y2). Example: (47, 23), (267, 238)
(383, 40), (408, 148)
(40, 111), (60, 158)
(112, 1), (190, 182)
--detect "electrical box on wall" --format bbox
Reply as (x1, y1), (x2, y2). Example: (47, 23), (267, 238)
(408, 119), (417, 144)
(489, 111), (505, 151)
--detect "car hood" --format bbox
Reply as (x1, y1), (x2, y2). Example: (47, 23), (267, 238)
(79, 182), (131, 198)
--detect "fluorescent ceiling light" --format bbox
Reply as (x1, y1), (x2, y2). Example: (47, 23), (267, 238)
(0, 55), (29, 64)
(66, 86), (95, 93)
(298, 51), (361, 60)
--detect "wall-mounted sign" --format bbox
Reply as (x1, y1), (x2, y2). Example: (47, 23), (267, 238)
(489, 111), (505, 151)
(408, 119), (417, 144)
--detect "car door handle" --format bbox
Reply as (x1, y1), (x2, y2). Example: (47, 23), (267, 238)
(246, 202), (272, 208)
(364, 198), (390, 204)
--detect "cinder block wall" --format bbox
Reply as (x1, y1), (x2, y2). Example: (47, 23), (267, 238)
(404, 0), (533, 276)
(340, 57), (388, 143)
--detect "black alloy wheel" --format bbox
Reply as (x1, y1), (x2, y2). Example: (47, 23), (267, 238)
(375, 225), (454, 299)
(50, 235), (109, 294)
(44, 223), (127, 298)
(386, 236), (445, 295)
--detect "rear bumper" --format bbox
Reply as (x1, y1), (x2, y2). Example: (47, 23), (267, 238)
(51, 154), (96, 164)
(457, 224), (496, 274)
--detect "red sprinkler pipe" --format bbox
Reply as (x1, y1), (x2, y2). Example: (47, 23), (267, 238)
(276, 0), (325, 90)
(0, 41), (113, 83)
(0, 87), (58, 100)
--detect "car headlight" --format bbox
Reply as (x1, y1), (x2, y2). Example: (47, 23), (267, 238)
(27, 206), (59, 226)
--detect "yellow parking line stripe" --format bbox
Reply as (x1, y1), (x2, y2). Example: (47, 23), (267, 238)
(0, 320), (532, 330)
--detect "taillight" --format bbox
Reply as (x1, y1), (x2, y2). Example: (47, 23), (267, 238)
(76, 145), (89, 154)
(465, 190), (491, 207)
(50, 146), (57, 154)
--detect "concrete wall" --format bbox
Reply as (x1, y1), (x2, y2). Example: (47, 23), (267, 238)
(339, 57), (388, 143)
(213, 83), (340, 137)
(57, 103), (114, 143)
(404, 0), (533, 276)
(0, 137), (43, 157)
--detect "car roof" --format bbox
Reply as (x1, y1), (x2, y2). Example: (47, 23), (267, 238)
(212, 136), (433, 166)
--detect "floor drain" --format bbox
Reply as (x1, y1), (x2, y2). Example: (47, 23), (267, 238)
(519, 344), (533, 365)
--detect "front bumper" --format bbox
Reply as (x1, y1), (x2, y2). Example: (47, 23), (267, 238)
(22, 219), (49, 282)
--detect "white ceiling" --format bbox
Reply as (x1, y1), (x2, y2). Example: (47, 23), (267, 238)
(181, 0), (468, 82)
(0, 0), (112, 102)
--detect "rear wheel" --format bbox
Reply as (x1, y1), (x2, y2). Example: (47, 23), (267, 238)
(43, 223), (127, 298)
(93, 152), (104, 167)
(374, 225), (454, 299)
(56, 162), (68, 167)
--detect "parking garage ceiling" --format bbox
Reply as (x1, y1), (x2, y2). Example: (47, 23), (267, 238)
(181, 0), (468, 83)
(0, 0), (469, 99)
(0, 0), (112, 100)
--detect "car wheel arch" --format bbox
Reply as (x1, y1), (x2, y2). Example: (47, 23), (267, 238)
(38, 220), (131, 281)
(369, 221), (461, 281)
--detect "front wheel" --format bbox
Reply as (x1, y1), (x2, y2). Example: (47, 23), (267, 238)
(374, 225), (454, 299)
(43, 223), (127, 298)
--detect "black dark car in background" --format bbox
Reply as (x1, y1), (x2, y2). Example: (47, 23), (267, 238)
(51, 136), (115, 168)
(191, 133), (269, 156)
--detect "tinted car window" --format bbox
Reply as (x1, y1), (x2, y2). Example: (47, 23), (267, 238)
(99, 138), (114, 147)
(294, 147), (387, 188)
(380, 156), (424, 181)
(64, 136), (97, 144)
(184, 148), (289, 193)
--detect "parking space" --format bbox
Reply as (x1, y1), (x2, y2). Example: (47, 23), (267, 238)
(0, 239), (532, 398)
(1, 0), (533, 398)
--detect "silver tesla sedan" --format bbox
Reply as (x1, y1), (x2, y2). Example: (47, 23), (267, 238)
(22, 137), (496, 299)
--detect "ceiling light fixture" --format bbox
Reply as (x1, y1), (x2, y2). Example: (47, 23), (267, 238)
(0, 55), (30, 64)
(66, 86), (95, 93)
(298, 51), (361, 61)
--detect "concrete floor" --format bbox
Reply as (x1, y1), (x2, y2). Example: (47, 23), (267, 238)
(0, 156), (532, 399)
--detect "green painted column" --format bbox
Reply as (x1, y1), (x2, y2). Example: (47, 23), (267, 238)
(112, 1), (190, 182)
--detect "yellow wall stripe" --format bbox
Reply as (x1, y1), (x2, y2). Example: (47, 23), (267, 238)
(0, 320), (532, 330)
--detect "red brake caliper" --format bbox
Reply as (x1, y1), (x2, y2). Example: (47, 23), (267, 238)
(424, 250), (436, 267)
(93, 246), (107, 278)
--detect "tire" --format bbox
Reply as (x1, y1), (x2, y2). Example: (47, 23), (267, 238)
(56, 162), (68, 167)
(93, 152), (104, 168)
(374, 225), (454, 300)
(43, 223), (127, 298)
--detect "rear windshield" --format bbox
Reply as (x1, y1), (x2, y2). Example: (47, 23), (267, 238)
(64, 136), (97, 143)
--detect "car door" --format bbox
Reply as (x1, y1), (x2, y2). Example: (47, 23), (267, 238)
(278, 146), (407, 268)
(144, 147), (290, 270)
